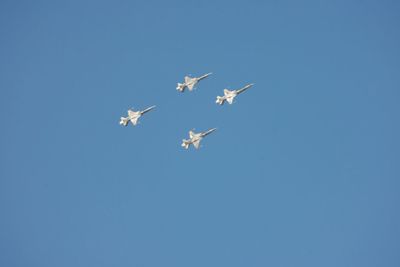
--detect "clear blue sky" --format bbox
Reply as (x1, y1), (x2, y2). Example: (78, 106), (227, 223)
(1, 1), (399, 266)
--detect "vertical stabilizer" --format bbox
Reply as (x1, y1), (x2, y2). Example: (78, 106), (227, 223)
(181, 139), (190, 149)
(216, 96), (225, 105)
(119, 117), (129, 126)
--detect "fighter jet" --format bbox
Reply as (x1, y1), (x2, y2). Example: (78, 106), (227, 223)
(181, 128), (217, 149)
(216, 83), (254, 105)
(119, 105), (156, 126)
(176, 72), (212, 92)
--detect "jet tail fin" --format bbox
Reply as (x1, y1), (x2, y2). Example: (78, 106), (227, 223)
(120, 117), (129, 126)
(176, 83), (185, 92)
(181, 139), (190, 149)
(216, 96), (225, 105)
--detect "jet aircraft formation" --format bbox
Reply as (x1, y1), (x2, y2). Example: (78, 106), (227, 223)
(119, 72), (254, 150)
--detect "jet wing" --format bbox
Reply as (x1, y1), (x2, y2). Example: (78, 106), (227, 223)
(193, 140), (201, 149)
(184, 76), (192, 83)
(184, 76), (196, 90)
(187, 82), (196, 90)
(226, 96), (234, 104)
(128, 110), (136, 117)
(130, 117), (139, 125)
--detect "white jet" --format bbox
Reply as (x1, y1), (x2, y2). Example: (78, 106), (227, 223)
(119, 106), (156, 126)
(176, 72), (212, 92)
(181, 128), (217, 149)
(216, 83), (254, 105)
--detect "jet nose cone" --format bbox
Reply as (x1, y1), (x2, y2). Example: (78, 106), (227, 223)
(207, 128), (217, 134)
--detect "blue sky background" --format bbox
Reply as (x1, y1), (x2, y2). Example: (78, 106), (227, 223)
(1, 0), (399, 266)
